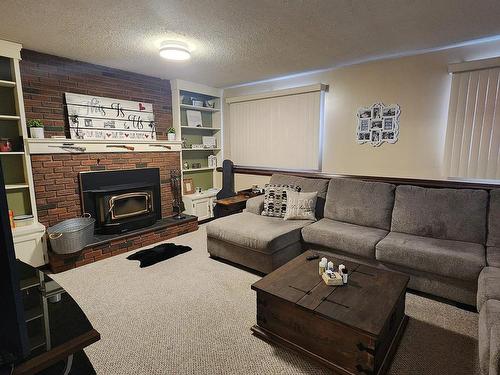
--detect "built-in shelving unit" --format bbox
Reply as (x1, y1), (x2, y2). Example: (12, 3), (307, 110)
(0, 39), (46, 266)
(171, 80), (223, 221)
(172, 79), (223, 193)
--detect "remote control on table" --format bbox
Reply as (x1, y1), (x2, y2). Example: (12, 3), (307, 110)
(306, 253), (319, 261)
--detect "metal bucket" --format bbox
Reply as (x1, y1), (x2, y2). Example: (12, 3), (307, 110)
(47, 214), (95, 255)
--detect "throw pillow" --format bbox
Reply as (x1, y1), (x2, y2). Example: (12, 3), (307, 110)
(261, 184), (301, 218)
(283, 190), (318, 221)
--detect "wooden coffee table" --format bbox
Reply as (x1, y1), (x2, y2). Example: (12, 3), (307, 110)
(251, 250), (409, 375)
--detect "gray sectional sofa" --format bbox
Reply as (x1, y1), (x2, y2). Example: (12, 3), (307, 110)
(206, 173), (500, 374)
(478, 188), (500, 375)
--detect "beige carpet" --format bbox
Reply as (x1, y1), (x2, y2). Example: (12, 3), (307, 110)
(51, 226), (480, 374)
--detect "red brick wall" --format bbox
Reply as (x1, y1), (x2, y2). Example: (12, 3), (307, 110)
(20, 50), (172, 139)
(31, 152), (180, 227)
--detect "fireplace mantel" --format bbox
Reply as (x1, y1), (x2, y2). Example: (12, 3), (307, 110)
(27, 138), (182, 154)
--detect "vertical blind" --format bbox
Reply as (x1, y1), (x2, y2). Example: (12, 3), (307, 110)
(227, 86), (324, 170)
(444, 67), (500, 179)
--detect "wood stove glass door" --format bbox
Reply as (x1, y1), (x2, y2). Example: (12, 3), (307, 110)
(109, 192), (152, 220)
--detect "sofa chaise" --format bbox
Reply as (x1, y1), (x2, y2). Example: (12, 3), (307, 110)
(206, 174), (328, 273)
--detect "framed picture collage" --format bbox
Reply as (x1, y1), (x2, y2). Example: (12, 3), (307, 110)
(356, 103), (400, 147)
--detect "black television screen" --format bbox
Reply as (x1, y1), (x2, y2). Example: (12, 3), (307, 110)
(0, 162), (29, 361)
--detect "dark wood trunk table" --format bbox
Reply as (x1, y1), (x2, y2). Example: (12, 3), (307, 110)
(251, 250), (409, 375)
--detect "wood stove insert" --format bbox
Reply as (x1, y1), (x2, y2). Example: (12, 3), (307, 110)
(80, 168), (162, 234)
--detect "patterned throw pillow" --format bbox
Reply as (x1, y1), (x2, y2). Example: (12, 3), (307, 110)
(283, 190), (318, 221)
(261, 184), (301, 218)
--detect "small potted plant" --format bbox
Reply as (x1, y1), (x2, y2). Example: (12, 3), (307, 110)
(27, 119), (45, 139)
(167, 127), (176, 141)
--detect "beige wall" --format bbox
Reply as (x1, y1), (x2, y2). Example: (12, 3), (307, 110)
(223, 39), (500, 189)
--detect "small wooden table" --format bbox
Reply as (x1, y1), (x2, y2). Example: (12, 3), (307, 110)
(251, 250), (409, 375)
(214, 190), (262, 218)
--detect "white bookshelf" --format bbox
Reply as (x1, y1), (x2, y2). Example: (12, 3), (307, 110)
(171, 79), (223, 220)
(0, 39), (46, 266)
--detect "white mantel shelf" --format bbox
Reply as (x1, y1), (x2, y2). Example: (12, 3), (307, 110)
(27, 138), (182, 154)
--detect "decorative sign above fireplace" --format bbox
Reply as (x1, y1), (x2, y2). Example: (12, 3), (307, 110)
(65, 93), (157, 141)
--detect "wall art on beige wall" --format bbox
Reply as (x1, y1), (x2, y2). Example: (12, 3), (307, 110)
(356, 103), (400, 147)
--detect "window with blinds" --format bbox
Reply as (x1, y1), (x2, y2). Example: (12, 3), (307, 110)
(444, 60), (500, 179)
(226, 84), (326, 170)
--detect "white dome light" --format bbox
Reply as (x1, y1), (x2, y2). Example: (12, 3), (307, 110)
(159, 41), (191, 61)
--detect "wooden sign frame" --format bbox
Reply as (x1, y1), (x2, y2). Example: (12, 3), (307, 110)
(65, 93), (157, 141)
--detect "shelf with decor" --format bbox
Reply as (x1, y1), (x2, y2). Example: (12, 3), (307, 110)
(180, 126), (220, 131)
(182, 167), (216, 173)
(0, 114), (21, 120)
(0, 39), (46, 267)
(5, 184), (30, 190)
(180, 104), (220, 112)
(0, 79), (16, 88)
(181, 148), (221, 151)
(171, 79), (223, 221)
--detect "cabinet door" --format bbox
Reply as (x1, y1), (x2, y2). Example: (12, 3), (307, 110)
(14, 236), (46, 267)
(193, 198), (211, 221)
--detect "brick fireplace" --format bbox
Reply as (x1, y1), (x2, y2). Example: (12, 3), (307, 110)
(30, 151), (197, 273)
(32, 152), (178, 227)
(20, 50), (199, 273)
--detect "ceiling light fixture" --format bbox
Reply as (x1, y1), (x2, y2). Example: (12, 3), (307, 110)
(159, 41), (191, 61)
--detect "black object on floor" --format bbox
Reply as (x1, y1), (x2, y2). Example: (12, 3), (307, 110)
(127, 243), (192, 268)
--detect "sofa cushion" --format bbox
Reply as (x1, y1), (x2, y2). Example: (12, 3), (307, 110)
(479, 300), (500, 375)
(478, 267), (500, 311)
(245, 195), (265, 215)
(324, 178), (395, 230)
(488, 247), (500, 268)
(261, 184), (301, 218)
(391, 185), (488, 244)
(488, 189), (500, 247)
(270, 174), (329, 218)
(283, 190), (318, 221)
(376, 232), (485, 281)
(206, 212), (311, 254)
(301, 218), (388, 259)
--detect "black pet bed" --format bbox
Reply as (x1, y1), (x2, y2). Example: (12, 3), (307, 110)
(127, 243), (192, 268)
